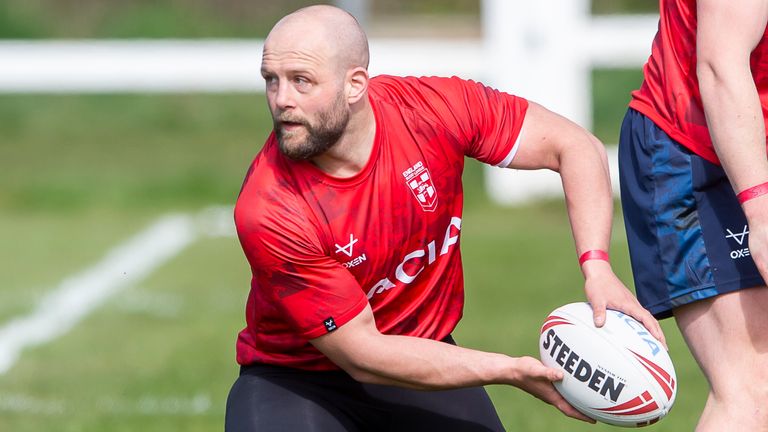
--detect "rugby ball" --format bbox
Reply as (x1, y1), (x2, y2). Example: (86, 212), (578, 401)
(539, 302), (676, 427)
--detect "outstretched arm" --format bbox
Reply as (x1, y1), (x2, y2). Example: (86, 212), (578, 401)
(506, 102), (666, 347)
(697, 0), (768, 283)
(310, 303), (594, 423)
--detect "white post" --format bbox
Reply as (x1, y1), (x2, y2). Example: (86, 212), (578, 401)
(481, 0), (657, 205)
(482, 0), (591, 205)
(335, 0), (371, 28)
(482, 0), (590, 126)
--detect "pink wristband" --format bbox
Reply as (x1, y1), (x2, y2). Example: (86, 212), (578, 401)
(737, 181), (768, 204)
(579, 250), (610, 266)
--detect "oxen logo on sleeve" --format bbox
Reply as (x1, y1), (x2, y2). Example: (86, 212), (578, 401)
(323, 317), (338, 332)
(402, 161), (438, 212)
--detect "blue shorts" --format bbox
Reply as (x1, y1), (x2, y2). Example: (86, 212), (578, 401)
(618, 109), (764, 319)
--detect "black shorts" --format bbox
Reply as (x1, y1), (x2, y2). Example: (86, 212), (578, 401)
(225, 337), (505, 432)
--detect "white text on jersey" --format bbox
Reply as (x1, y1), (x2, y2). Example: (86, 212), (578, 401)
(343, 254), (367, 269)
(366, 216), (461, 299)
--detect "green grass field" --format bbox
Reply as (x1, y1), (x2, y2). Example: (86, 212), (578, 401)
(0, 86), (706, 431)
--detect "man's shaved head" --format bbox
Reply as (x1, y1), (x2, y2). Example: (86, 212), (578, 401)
(265, 5), (369, 72)
(260, 5), (372, 162)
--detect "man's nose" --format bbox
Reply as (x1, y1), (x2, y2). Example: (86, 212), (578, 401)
(274, 80), (295, 110)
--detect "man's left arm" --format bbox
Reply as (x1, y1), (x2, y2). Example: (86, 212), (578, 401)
(697, 0), (768, 284)
(505, 101), (666, 347)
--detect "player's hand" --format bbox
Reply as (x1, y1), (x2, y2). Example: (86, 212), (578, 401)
(582, 260), (668, 350)
(509, 356), (596, 423)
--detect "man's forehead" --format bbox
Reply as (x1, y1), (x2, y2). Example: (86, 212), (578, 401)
(262, 44), (327, 62)
(260, 46), (332, 74)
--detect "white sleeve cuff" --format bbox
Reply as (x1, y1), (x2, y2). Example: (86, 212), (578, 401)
(495, 132), (523, 168)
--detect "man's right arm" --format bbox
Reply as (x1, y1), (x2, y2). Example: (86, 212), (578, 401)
(697, 0), (768, 282)
(310, 304), (594, 423)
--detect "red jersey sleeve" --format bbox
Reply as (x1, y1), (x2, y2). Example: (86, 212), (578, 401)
(236, 184), (368, 340)
(370, 75), (529, 166)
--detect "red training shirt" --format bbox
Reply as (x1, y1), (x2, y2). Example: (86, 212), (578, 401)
(630, 0), (768, 164)
(234, 75), (528, 370)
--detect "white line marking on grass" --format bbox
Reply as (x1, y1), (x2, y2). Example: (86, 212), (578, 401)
(135, 393), (211, 415)
(0, 392), (65, 414)
(115, 290), (184, 318)
(0, 207), (235, 375)
(100, 393), (212, 415)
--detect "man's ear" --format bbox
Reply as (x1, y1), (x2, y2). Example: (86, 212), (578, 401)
(346, 67), (369, 104)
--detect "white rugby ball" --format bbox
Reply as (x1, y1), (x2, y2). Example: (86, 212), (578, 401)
(539, 302), (676, 427)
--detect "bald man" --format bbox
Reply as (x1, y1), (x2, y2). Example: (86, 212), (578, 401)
(226, 5), (664, 431)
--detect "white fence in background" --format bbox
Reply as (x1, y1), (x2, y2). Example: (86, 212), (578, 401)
(0, 39), (485, 93)
(0, 0), (658, 204)
(482, 0), (656, 204)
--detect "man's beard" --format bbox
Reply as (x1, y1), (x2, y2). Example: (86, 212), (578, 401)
(275, 94), (350, 161)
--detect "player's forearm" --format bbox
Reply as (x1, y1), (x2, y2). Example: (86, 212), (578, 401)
(698, 61), (768, 193)
(557, 131), (614, 257)
(312, 305), (523, 390)
(509, 102), (614, 262)
(339, 334), (518, 390)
